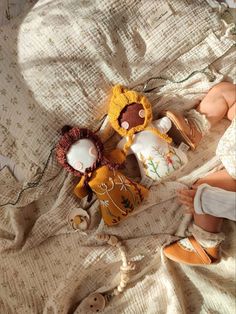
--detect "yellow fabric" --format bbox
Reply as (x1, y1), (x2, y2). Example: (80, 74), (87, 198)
(108, 84), (172, 154)
(105, 148), (126, 164)
(74, 164), (148, 226)
(74, 176), (88, 199)
(145, 127), (172, 144)
(108, 84), (153, 137)
(74, 149), (125, 199)
(73, 216), (82, 225)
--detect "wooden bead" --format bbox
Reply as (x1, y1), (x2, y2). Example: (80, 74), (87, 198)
(107, 235), (119, 246)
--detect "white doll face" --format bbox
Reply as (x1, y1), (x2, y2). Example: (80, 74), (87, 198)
(66, 139), (98, 173)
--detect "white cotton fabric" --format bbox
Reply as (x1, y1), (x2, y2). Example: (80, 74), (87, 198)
(194, 183), (236, 221)
(152, 117), (172, 134)
(0, 155), (25, 182)
(216, 117), (236, 179)
(188, 223), (225, 248)
(117, 125), (188, 182)
(0, 1), (236, 314)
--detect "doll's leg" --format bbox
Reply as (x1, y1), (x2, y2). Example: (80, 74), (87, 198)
(177, 169), (236, 231)
(163, 169), (236, 265)
(192, 169), (236, 233)
(179, 170), (236, 232)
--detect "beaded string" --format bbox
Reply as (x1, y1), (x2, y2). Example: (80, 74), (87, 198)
(96, 234), (135, 299)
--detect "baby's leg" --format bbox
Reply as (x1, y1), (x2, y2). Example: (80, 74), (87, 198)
(164, 171), (234, 265)
(161, 82), (235, 150)
(197, 82), (236, 125)
(193, 169), (236, 233)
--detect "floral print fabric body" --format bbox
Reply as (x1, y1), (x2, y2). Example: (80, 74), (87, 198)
(128, 130), (187, 182)
(139, 146), (186, 182)
(74, 165), (148, 225)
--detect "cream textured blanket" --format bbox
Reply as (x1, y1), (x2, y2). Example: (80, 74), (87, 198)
(0, 0), (235, 313)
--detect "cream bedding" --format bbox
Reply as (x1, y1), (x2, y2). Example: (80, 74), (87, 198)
(0, 0), (236, 313)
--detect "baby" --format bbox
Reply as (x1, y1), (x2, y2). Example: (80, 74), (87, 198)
(163, 82), (236, 265)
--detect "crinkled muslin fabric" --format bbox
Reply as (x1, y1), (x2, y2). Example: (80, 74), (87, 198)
(0, 0), (235, 313)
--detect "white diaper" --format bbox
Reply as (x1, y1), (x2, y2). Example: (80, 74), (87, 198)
(216, 117), (236, 179)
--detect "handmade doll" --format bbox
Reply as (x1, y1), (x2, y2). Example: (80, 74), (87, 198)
(56, 126), (148, 226)
(108, 85), (188, 183)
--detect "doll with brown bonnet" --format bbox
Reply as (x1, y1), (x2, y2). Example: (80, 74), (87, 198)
(56, 126), (148, 226)
(108, 85), (188, 183)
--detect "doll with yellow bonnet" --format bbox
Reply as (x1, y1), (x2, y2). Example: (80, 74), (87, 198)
(108, 85), (187, 183)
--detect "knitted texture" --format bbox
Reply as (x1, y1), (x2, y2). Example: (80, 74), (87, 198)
(190, 223), (225, 248)
(56, 127), (105, 177)
(0, 0), (236, 313)
(108, 85), (172, 154)
(108, 85), (153, 137)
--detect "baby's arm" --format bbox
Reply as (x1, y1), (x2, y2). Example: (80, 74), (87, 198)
(152, 117), (172, 133)
(177, 188), (196, 214)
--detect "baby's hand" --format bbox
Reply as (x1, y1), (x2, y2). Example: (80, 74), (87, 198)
(177, 187), (197, 214)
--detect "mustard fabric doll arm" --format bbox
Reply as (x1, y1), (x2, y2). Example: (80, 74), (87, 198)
(117, 137), (133, 155)
(152, 117), (172, 134)
(106, 148), (126, 164)
(74, 176), (89, 199)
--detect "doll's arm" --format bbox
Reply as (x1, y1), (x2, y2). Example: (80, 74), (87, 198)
(117, 137), (132, 155)
(74, 176), (89, 199)
(106, 148), (126, 164)
(152, 117), (172, 133)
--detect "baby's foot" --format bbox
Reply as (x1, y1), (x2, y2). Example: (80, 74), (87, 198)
(163, 236), (221, 265)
